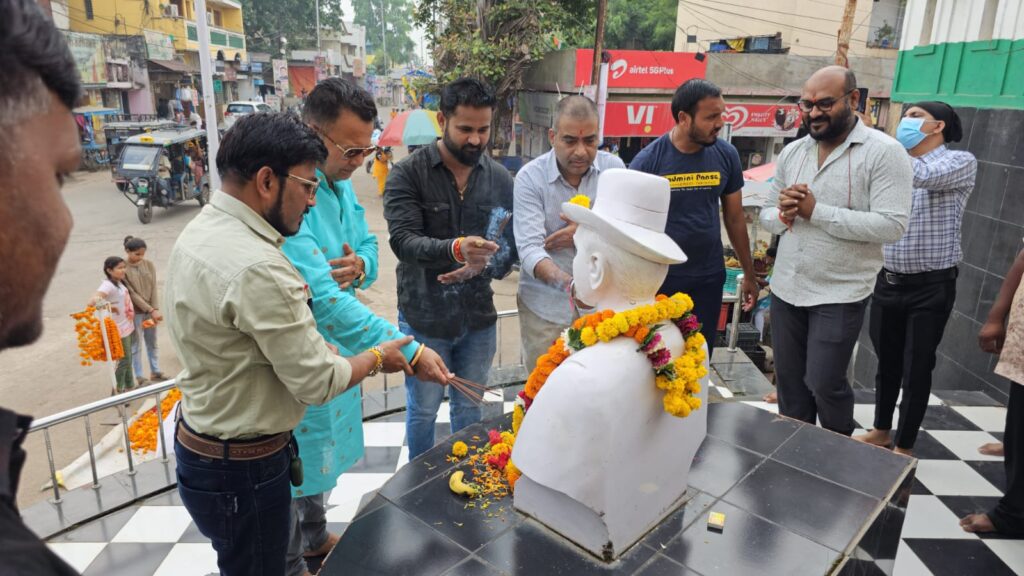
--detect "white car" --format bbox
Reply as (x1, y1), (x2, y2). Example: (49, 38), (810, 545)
(223, 101), (274, 128)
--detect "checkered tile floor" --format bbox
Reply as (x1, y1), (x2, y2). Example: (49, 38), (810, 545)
(45, 386), (1024, 576)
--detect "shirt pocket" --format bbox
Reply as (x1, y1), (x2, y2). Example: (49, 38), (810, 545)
(423, 201), (451, 238)
(467, 203), (498, 238)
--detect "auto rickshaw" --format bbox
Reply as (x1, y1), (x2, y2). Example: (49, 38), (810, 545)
(72, 106), (119, 171)
(103, 118), (177, 191)
(114, 128), (210, 224)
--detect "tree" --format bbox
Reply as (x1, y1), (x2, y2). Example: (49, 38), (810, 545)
(415, 0), (596, 153)
(604, 0), (677, 51)
(241, 0), (346, 53)
(353, 0), (416, 74)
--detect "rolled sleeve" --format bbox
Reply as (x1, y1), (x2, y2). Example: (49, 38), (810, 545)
(383, 163), (457, 267)
(914, 152), (977, 192)
(513, 168), (552, 278)
(229, 260), (353, 406)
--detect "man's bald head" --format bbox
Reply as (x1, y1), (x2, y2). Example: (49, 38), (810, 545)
(805, 65), (857, 94)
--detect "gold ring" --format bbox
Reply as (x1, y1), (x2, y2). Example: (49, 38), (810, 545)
(474, 240), (484, 248)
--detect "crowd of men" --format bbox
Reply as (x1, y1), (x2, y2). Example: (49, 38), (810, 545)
(2, 1), (1023, 574)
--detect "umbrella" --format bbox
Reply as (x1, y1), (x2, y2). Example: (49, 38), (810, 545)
(378, 109), (442, 146)
(742, 161), (776, 183)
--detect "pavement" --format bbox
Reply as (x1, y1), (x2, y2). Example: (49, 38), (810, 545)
(1, 144), (520, 508)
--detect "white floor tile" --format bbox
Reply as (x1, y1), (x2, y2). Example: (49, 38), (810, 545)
(742, 401), (779, 414)
(395, 446), (410, 471)
(853, 404), (900, 431)
(111, 506), (194, 543)
(901, 495), (979, 539)
(952, 406), (1007, 432)
(327, 473), (393, 507)
(483, 390), (503, 403)
(362, 422), (407, 447)
(716, 386), (734, 399)
(927, 431), (1003, 461)
(984, 539), (1024, 574)
(47, 543), (107, 572)
(503, 401), (515, 414)
(893, 539), (935, 575)
(436, 402), (451, 424)
(153, 543), (219, 576)
(914, 460), (1002, 496)
(928, 394), (943, 406)
(325, 497), (363, 523)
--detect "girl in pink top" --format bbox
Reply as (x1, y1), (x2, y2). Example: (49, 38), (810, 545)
(87, 257), (135, 393)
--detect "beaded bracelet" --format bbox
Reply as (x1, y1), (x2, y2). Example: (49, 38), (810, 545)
(368, 345), (385, 376)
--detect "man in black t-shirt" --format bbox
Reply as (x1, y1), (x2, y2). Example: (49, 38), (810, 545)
(630, 79), (758, 355)
(1, 2), (87, 575)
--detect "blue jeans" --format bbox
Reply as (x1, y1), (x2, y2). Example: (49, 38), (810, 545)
(400, 316), (496, 459)
(174, 435), (293, 576)
(131, 313), (160, 377)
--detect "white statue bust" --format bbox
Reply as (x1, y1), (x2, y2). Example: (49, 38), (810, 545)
(512, 168), (710, 560)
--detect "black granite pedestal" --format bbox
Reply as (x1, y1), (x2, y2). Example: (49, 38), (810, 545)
(320, 402), (915, 576)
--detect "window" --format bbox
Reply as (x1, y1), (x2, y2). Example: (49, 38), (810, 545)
(214, 10), (223, 27)
(258, 105), (273, 113)
(920, 0), (938, 46)
(226, 104), (255, 114)
(979, 0), (999, 41)
(85, 0), (93, 19)
(121, 146), (160, 171)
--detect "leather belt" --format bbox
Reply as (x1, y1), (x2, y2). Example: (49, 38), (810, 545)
(175, 423), (291, 461)
(881, 266), (958, 287)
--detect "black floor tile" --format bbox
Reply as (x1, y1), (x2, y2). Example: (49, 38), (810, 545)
(935, 495), (1023, 540)
(46, 505), (140, 543)
(837, 558), (889, 576)
(142, 490), (183, 506)
(346, 447), (402, 473)
(502, 385), (525, 402)
(321, 500), (470, 576)
(853, 389), (877, 404)
(662, 498), (837, 576)
(393, 466), (522, 553)
(905, 538), (1016, 576)
(80, 542), (175, 576)
(855, 502), (906, 561)
(441, 556), (508, 576)
(476, 518), (657, 575)
(632, 554), (701, 576)
(910, 478), (933, 495)
(686, 437), (764, 497)
(379, 423), (486, 502)
(721, 459), (881, 553)
(931, 389), (1004, 407)
(352, 492), (388, 522)
(966, 460), (1008, 493)
(177, 520), (211, 543)
(919, 405), (985, 431)
(909, 431), (960, 460)
(771, 425), (912, 499)
(639, 491), (717, 549)
(706, 402), (803, 456)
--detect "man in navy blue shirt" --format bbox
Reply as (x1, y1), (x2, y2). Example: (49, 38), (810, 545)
(630, 79), (757, 355)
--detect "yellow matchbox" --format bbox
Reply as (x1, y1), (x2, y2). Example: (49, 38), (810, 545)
(707, 511), (726, 532)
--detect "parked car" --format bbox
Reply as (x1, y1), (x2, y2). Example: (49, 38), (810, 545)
(222, 100), (274, 128)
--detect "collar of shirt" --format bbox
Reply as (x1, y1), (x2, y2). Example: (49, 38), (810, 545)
(543, 149), (600, 186)
(209, 190), (285, 247)
(316, 168), (346, 201)
(793, 116), (872, 166)
(918, 144), (949, 164)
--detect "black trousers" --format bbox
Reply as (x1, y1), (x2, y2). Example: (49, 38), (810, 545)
(662, 269), (726, 358)
(991, 384), (1024, 535)
(771, 295), (868, 436)
(869, 271), (956, 449)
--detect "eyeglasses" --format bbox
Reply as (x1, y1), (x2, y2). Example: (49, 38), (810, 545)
(797, 88), (856, 113)
(316, 128), (378, 159)
(287, 173), (320, 200)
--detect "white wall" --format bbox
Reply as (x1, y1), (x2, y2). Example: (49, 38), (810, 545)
(901, 0), (1023, 49)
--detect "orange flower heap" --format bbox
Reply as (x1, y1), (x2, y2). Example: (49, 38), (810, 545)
(127, 388), (182, 453)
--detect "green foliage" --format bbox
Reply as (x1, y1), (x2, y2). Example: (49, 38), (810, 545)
(353, 0), (416, 74)
(604, 0), (678, 51)
(241, 0), (346, 53)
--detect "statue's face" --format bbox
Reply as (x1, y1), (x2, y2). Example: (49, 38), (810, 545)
(571, 230), (598, 308)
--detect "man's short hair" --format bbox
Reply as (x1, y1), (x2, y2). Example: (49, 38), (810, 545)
(0, 0), (80, 127)
(671, 79), (721, 121)
(553, 95), (599, 130)
(217, 112), (327, 183)
(302, 77), (377, 126)
(439, 77), (496, 117)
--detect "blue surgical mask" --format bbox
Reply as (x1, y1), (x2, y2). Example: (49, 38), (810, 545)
(896, 117), (928, 150)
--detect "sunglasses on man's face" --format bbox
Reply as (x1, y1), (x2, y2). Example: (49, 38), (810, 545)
(317, 128), (378, 159)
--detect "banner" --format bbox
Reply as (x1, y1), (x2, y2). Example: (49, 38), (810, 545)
(574, 49), (705, 90)
(143, 30), (176, 61)
(602, 102), (800, 138)
(65, 32), (107, 86)
(272, 58), (290, 96)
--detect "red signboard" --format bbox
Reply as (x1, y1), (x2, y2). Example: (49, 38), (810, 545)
(574, 49), (706, 90)
(602, 102), (801, 138)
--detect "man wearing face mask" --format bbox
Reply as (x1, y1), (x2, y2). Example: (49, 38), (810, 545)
(513, 95), (625, 371)
(855, 103), (976, 456)
(384, 78), (516, 459)
(760, 67), (913, 436)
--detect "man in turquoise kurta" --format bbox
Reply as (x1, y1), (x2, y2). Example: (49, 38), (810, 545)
(281, 78), (450, 575)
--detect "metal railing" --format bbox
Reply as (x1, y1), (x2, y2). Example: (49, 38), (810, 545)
(26, 309), (525, 504)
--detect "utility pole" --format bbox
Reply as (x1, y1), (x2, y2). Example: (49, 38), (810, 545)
(195, 0), (221, 191)
(591, 0), (607, 85)
(835, 0), (858, 67)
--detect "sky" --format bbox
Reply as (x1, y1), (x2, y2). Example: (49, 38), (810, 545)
(339, 0), (431, 65)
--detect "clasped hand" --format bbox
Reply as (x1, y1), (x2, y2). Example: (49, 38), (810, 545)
(778, 183), (816, 224)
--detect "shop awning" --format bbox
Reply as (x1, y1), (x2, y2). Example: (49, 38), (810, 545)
(148, 59), (198, 74)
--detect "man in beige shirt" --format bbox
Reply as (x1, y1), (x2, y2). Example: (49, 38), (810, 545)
(164, 112), (413, 576)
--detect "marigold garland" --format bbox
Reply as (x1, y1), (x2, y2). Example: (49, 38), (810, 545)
(568, 194), (591, 209)
(127, 388), (182, 453)
(72, 306), (124, 364)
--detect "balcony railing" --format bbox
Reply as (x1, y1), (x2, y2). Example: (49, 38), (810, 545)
(185, 21), (246, 52)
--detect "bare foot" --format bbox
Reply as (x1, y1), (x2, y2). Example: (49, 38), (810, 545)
(960, 513), (996, 533)
(853, 429), (893, 448)
(304, 531), (341, 557)
(893, 447), (913, 457)
(763, 390), (777, 403)
(979, 442), (1004, 457)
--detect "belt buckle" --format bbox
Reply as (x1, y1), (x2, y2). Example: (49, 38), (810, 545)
(885, 272), (899, 285)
